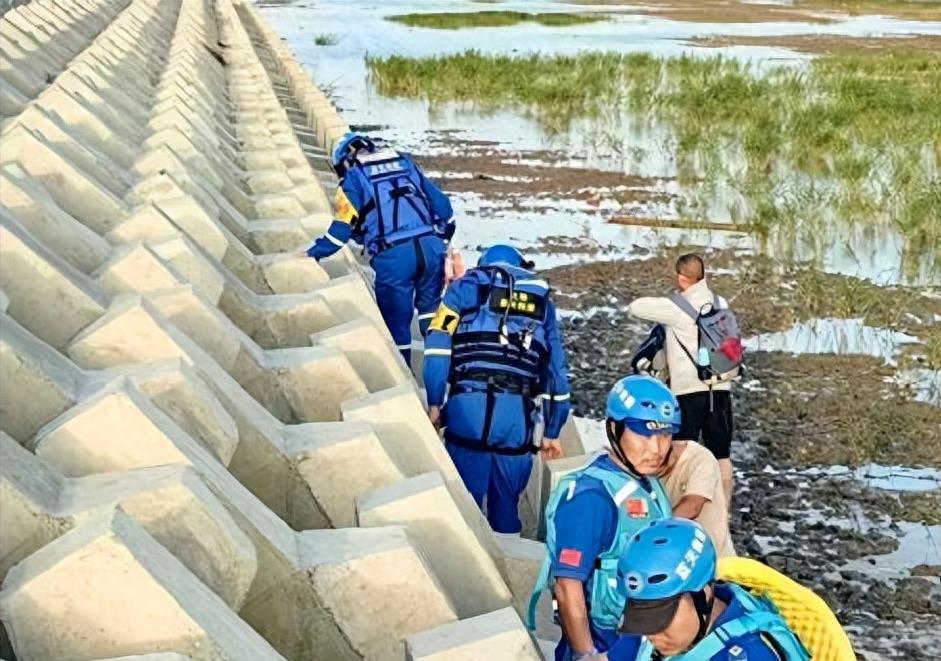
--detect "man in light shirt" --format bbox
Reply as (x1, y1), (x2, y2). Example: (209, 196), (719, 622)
(659, 439), (736, 558)
(627, 254), (735, 508)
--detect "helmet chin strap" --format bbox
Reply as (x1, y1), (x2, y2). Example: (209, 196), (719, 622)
(687, 587), (715, 651)
(606, 420), (673, 480)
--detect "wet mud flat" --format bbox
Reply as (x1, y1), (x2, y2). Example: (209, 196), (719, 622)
(544, 255), (941, 658)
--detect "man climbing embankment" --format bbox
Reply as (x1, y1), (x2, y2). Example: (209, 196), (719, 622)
(305, 133), (455, 366)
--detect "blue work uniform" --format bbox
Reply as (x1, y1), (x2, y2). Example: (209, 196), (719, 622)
(537, 455), (671, 661)
(423, 265), (571, 533)
(307, 147), (454, 363)
(607, 582), (804, 661)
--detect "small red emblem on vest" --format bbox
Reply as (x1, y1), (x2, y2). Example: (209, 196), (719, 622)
(626, 498), (648, 518)
(559, 548), (582, 567)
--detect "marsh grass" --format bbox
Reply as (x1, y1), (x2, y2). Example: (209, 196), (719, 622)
(313, 33), (338, 46)
(367, 50), (941, 271)
(385, 11), (605, 30)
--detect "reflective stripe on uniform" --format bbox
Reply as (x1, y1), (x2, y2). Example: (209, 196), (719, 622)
(325, 232), (346, 247)
(424, 348), (451, 356)
(418, 312), (436, 320)
(514, 279), (549, 289)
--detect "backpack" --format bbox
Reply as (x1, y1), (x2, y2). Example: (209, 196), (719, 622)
(630, 324), (668, 380)
(347, 148), (440, 253)
(668, 292), (744, 384)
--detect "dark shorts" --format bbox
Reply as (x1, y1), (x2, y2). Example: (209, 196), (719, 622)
(676, 391), (733, 460)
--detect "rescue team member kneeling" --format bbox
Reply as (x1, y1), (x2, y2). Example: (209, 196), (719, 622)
(605, 519), (808, 661)
(305, 133), (455, 364)
(423, 244), (571, 534)
(527, 375), (678, 660)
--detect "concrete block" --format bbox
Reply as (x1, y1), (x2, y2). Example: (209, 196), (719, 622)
(0, 314), (82, 443)
(493, 534), (548, 622)
(357, 471), (513, 618)
(0, 509), (285, 660)
(0, 163), (113, 273)
(259, 254), (331, 294)
(0, 124), (126, 232)
(65, 465), (258, 610)
(295, 527), (458, 661)
(0, 432), (69, 580)
(31, 379), (195, 477)
(0, 214), (107, 350)
(94, 244), (185, 295)
(285, 422), (405, 528)
(406, 608), (542, 661)
(310, 317), (410, 392)
(264, 346), (369, 422)
(116, 359), (239, 466)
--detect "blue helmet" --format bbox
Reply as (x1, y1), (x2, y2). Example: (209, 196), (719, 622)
(331, 132), (376, 176)
(606, 374), (681, 436)
(617, 518), (717, 635)
(478, 244), (533, 269)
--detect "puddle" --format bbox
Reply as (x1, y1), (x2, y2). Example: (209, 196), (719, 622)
(853, 464), (941, 492)
(799, 464), (941, 491)
(261, 0), (941, 286)
(842, 522), (941, 577)
(892, 368), (941, 407)
(743, 318), (921, 365)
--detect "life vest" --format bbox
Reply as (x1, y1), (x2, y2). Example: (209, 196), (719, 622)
(345, 148), (439, 255)
(527, 456), (672, 632)
(718, 557), (857, 661)
(632, 583), (810, 661)
(450, 265), (552, 388)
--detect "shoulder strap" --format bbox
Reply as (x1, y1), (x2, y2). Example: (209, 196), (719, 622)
(668, 291), (700, 321)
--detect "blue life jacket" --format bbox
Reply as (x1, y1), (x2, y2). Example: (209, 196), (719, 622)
(345, 148), (440, 255)
(632, 583), (810, 661)
(527, 456), (672, 632)
(450, 265), (552, 389)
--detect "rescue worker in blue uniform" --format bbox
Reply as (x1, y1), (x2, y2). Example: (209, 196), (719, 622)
(607, 519), (809, 661)
(423, 244), (571, 534)
(305, 133), (455, 364)
(527, 375), (679, 661)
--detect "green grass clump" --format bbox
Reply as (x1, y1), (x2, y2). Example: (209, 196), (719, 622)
(367, 50), (941, 272)
(385, 11), (604, 30)
(313, 33), (338, 46)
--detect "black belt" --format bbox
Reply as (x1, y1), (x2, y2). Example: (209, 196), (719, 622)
(451, 370), (538, 397)
(371, 229), (436, 255)
(445, 431), (537, 456)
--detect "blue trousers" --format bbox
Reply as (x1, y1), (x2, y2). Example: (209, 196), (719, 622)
(371, 234), (446, 364)
(444, 390), (535, 533)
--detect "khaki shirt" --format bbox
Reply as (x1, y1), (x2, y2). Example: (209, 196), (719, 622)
(661, 441), (736, 557)
(627, 279), (733, 396)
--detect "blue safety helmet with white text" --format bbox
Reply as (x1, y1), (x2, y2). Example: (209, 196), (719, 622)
(478, 244), (534, 269)
(331, 132), (376, 179)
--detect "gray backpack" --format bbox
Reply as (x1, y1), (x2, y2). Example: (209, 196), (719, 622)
(669, 292), (744, 384)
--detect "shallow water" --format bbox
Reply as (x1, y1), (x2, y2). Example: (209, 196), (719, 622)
(261, 0), (941, 285)
(743, 318), (922, 365)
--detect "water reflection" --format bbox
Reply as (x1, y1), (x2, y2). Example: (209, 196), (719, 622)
(260, 0), (941, 285)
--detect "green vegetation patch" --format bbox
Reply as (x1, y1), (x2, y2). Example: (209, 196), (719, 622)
(385, 10), (605, 30)
(367, 50), (941, 269)
(314, 33), (338, 46)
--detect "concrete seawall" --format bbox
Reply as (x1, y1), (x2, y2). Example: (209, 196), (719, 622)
(0, 1), (560, 658)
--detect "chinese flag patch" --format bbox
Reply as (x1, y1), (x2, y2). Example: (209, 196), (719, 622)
(559, 548), (583, 567)
(626, 498), (648, 518)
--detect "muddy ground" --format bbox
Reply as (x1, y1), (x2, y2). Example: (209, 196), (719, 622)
(413, 142), (941, 658)
(690, 33), (941, 55)
(542, 256), (941, 658)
